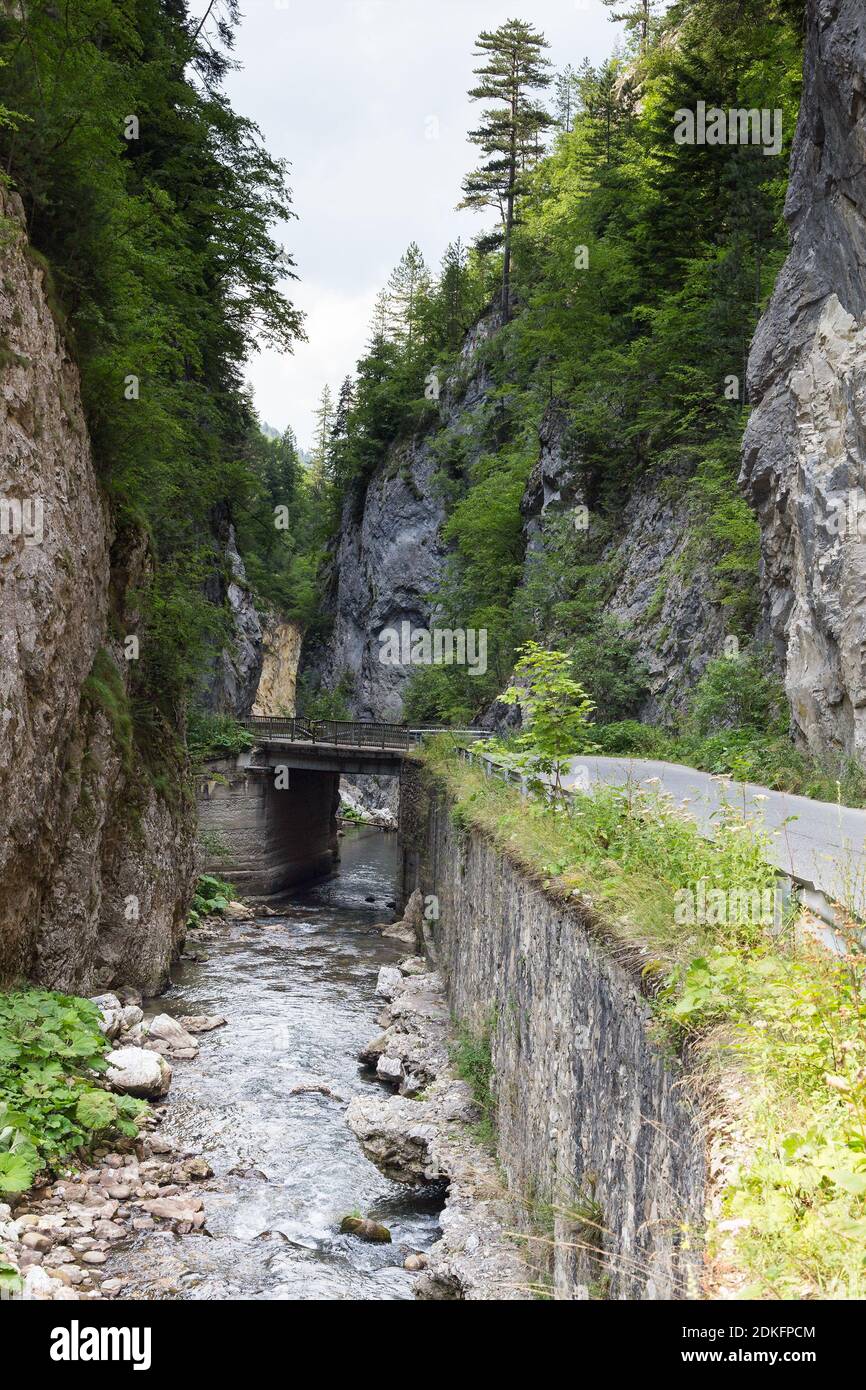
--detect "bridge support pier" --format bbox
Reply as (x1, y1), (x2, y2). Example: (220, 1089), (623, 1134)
(197, 759), (340, 897)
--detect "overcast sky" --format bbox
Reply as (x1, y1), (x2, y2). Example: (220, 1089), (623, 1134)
(208, 0), (623, 449)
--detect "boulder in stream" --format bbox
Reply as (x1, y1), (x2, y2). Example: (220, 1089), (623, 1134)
(105, 1046), (172, 1098)
(339, 1215), (392, 1243)
(147, 1014), (200, 1058)
(178, 1014), (227, 1033)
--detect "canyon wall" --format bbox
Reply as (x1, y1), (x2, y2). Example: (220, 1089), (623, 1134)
(252, 614), (303, 716)
(741, 0), (866, 761)
(303, 330), (730, 728)
(0, 188), (195, 995)
(399, 762), (706, 1299)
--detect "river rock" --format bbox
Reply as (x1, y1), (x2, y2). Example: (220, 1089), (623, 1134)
(376, 1055), (403, 1084)
(105, 1047), (172, 1098)
(339, 1216), (392, 1244)
(358, 1033), (388, 1065)
(381, 921), (416, 946)
(141, 1196), (203, 1221)
(147, 1014), (200, 1058)
(22, 1265), (74, 1300)
(289, 1080), (345, 1101)
(119, 1003), (144, 1031)
(224, 901), (255, 920)
(404, 1252), (429, 1271)
(375, 966), (402, 1000)
(398, 956), (428, 976)
(178, 1014), (227, 1033)
(90, 994), (124, 1040)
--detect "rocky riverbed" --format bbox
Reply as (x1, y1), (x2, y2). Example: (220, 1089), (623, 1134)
(2, 833), (526, 1302)
(349, 894), (527, 1299)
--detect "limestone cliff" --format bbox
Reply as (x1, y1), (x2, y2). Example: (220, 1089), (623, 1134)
(200, 507), (264, 718)
(741, 0), (866, 761)
(252, 615), (303, 715)
(0, 189), (195, 996)
(304, 329), (728, 726)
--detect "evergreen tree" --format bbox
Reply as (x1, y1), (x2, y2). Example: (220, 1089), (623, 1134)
(385, 242), (431, 348)
(439, 239), (471, 350)
(459, 18), (553, 320)
(369, 290), (391, 345)
(602, 0), (662, 52)
(311, 384), (335, 489)
(553, 65), (580, 132)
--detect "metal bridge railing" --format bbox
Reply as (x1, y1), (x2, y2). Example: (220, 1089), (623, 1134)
(239, 715), (487, 751)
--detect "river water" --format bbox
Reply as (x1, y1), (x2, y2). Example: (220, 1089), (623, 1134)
(110, 827), (442, 1300)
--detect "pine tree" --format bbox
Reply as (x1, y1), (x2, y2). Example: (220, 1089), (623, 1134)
(368, 290), (391, 346)
(385, 242), (430, 348)
(311, 384), (335, 490)
(601, 0), (662, 53)
(439, 239), (470, 350)
(553, 64), (580, 132)
(459, 18), (553, 321)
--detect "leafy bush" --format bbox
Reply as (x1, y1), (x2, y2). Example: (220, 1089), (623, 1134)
(688, 647), (787, 737)
(187, 711), (255, 765)
(0, 991), (146, 1192)
(187, 874), (235, 927)
(589, 720), (670, 757)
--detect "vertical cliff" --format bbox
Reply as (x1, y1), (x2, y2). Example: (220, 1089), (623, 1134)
(741, 0), (866, 761)
(252, 614), (303, 716)
(304, 331), (729, 726)
(0, 189), (195, 995)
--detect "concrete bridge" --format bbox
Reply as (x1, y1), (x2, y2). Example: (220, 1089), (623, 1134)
(196, 717), (479, 898)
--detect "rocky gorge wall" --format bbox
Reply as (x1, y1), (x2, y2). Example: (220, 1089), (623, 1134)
(0, 188), (196, 996)
(398, 761), (707, 1300)
(303, 332), (731, 730)
(741, 0), (866, 762)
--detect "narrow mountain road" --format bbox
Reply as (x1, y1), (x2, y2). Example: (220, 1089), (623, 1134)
(562, 756), (866, 916)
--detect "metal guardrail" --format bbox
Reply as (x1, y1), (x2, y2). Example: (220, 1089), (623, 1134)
(240, 716), (487, 753)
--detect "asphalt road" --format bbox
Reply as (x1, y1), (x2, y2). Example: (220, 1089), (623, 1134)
(562, 755), (866, 915)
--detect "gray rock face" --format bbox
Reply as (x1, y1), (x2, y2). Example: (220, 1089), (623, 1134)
(602, 477), (728, 719)
(302, 319), (499, 721)
(200, 515), (263, 717)
(741, 0), (866, 760)
(304, 443), (448, 721)
(0, 188), (195, 995)
(520, 408), (728, 719)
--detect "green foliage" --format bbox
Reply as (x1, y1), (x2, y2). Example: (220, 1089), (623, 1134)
(187, 874), (235, 927)
(451, 1014), (497, 1146)
(688, 647), (787, 737)
(295, 670), (354, 721)
(0, 1), (303, 720)
(186, 711), (254, 765)
(659, 935), (866, 1298)
(500, 643), (595, 793)
(0, 990), (146, 1191)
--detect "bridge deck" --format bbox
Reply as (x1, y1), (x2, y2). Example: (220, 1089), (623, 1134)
(240, 716), (484, 754)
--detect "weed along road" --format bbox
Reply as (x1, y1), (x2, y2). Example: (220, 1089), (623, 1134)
(564, 757), (866, 917)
